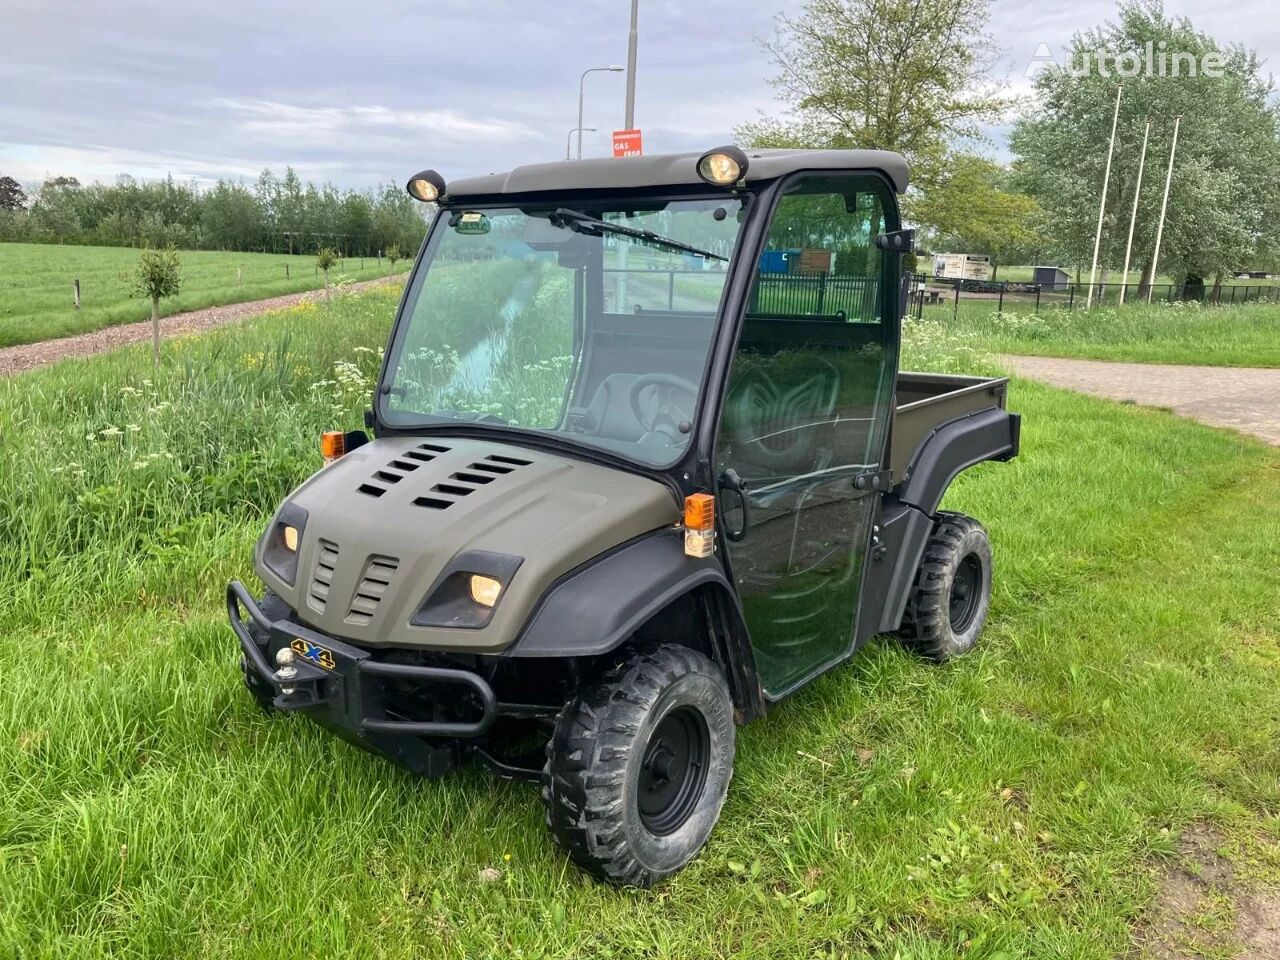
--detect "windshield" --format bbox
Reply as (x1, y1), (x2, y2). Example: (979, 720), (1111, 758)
(381, 197), (747, 467)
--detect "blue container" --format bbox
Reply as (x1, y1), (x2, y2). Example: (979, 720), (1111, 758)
(758, 249), (798, 274)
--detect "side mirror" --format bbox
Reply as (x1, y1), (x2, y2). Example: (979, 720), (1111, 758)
(875, 229), (916, 254)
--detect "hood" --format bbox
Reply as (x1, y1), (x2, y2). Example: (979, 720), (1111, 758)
(255, 435), (678, 653)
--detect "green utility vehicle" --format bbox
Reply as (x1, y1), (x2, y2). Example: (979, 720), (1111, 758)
(229, 146), (1020, 886)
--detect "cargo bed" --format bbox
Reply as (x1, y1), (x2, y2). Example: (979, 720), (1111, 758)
(888, 372), (1012, 483)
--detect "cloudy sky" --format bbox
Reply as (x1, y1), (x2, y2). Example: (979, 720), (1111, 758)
(2, 0), (1276, 191)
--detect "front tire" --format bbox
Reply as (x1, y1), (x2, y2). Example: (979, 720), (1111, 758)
(899, 512), (993, 661)
(543, 645), (735, 887)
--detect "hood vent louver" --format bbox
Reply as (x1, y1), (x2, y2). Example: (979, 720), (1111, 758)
(410, 452), (533, 511)
(358, 444), (454, 498)
(308, 539), (340, 612)
(346, 555), (399, 625)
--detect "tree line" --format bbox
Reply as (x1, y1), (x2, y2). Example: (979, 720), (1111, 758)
(738, 0), (1280, 283)
(0, 168), (429, 258)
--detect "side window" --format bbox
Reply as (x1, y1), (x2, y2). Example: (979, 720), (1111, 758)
(722, 176), (895, 485)
(750, 178), (886, 324)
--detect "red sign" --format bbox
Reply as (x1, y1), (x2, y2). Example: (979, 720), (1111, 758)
(612, 129), (643, 158)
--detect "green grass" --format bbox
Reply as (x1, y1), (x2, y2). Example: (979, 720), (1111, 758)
(2, 288), (1278, 957)
(915, 299), (1280, 367)
(0, 241), (409, 348)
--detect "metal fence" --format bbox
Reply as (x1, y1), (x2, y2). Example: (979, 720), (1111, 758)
(908, 275), (1280, 319)
(751, 274), (879, 320)
(602, 268), (881, 320)
(601, 268), (1279, 320)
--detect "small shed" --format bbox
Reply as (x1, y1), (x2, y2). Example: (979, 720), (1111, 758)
(1033, 266), (1069, 291)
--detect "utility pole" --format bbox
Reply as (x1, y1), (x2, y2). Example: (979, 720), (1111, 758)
(624, 0), (639, 130)
(577, 66), (623, 159)
(1148, 114), (1182, 304)
(567, 127), (597, 160)
(1118, 117), (1151, 306)
(1086, 85), (1123, 309)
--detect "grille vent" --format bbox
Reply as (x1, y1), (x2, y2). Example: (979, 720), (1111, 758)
(346, 555), (400, 625)
(357, 442), (452, 498)
(412, 453), (533, 511)
(308, 539), (340, 612)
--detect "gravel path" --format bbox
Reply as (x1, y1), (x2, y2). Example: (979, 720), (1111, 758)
(1002, 354), (1280, 446)
(0, 275), (404, 378)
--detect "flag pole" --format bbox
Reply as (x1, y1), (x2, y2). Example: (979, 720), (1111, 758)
(1086, 85), (1123, 309)
(1147, 114), (1182, 304)
(1118, 117), (1151, 306)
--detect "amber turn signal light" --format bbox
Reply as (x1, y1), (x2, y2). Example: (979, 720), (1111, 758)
(683, 492), (716, 558)
(684, 493), (716, 531)
(321, 431), (345, 464)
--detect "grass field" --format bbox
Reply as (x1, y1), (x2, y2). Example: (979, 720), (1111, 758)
(1, 288), (1278, 958)
(0, 241), (409, 348)
(917, 300), (1280, 368)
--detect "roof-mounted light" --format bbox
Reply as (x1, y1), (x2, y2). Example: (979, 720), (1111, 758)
(696, 146), (749, 187)
(406, 169), (446, 203)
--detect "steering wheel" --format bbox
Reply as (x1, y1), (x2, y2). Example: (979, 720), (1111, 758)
(628, 373), (699, 439)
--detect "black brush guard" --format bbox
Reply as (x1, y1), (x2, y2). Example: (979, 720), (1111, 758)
(227, 580), (497, 739)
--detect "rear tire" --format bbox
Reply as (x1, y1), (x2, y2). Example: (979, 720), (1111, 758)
(899, 512), (992, 662)
(542, 645), (735, 887)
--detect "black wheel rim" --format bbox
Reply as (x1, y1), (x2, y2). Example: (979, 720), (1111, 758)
(637, 706), (710, 836)
(949, 553), (983, 633)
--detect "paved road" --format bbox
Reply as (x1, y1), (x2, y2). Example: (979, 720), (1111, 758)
(0, 274), (404, 378)
(1001, 355), (1280, 447)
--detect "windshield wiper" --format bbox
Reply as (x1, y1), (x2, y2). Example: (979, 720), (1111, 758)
(548, 207), (727, 262)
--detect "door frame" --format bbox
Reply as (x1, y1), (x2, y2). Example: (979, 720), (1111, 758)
(698, 168), (904, 701)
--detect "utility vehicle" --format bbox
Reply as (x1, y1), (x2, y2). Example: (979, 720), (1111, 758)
(229, 146), (1020, 886)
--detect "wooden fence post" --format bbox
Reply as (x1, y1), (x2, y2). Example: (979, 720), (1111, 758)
(73, 278), (81, 310)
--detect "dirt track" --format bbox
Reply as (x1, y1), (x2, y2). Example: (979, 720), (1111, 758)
(0, 275), (404, 378)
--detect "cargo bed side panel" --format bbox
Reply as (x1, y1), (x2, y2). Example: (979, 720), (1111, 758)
(889, 373), (1009, 482)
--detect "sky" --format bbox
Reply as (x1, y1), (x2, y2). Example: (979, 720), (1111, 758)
(2, 0), (1277, 192)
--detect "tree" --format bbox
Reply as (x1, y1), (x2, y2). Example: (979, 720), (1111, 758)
(131, 247), (182, 365)
(386, 244), (403, 272)
(1010, 1), (1280, 287)
(316, 247), (339, 302)
(911, 154), (1042, 271)
(0, 176), (26, 211)
(202, 181), (264, 251)
(736, 0), (1013, 191)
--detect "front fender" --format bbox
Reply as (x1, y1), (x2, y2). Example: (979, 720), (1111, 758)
(509, 529), (736, 659)
(508, 529), (765, 718)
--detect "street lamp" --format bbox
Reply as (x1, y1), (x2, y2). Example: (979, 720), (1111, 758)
(577, 65), (624, 159)
(566, 127), (598, 160)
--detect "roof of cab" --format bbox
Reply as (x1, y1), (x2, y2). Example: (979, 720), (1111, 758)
(443, 148), (909, 199)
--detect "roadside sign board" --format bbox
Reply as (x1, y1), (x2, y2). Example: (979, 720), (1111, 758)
(612, 129), (643, 158)
(933, 253), (992, 282)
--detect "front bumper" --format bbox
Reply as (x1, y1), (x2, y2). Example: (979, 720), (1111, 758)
(228, 581), (504, 774)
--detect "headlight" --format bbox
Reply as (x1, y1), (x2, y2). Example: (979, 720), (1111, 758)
(469, 575), (502, 608)
(261, 504), (308, 586)
(405, 169), (447, 203)
(412, 551), (524, 629)
(696, 146), (749, 186)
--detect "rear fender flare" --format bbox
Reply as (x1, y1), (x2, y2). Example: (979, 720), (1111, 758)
(896, 407), (1019, 515)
